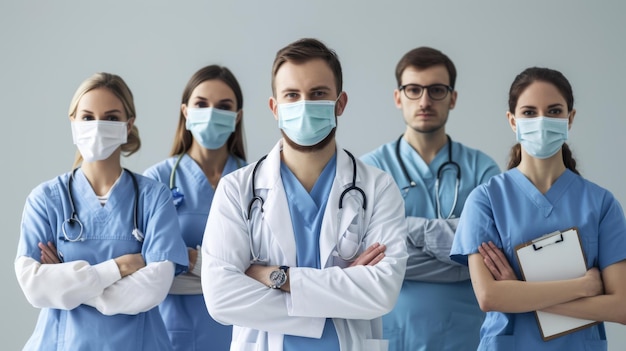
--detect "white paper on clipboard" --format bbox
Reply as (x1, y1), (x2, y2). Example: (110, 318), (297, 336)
(515, 227), (599, 341)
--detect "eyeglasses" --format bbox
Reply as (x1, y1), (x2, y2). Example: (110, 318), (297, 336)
(398, 84), (453, 101)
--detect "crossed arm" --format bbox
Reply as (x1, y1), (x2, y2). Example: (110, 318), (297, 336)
(16, 241), (174, 315)
(245, 242), (387, 292)
(476, 242), (626, 324)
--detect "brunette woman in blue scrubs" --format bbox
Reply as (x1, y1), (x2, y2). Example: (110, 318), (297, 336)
(451, 67), (626, 351)
(144, 65), (246, 351)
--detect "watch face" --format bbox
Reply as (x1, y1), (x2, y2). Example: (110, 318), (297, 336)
(269, 270), (286, 288)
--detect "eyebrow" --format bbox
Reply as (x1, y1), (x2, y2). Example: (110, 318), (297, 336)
(79, 109), (123, 114)
(519, 103), (564, 109)
(191, 96), (235, 104)
(310, 86), (331, 92)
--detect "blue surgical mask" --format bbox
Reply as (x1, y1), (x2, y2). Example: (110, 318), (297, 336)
(515, 116), (568, 159)
(277, 99), (337, 146)
(186, 107), (237, 150)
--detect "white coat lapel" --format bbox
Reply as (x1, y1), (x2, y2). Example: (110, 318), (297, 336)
(255, 141), (297, 266)
(320, 147), (364, 268)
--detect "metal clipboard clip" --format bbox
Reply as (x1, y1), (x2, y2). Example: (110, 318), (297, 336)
(532, 231), (564, 251)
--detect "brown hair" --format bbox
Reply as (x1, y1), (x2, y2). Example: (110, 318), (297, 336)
(506, 67), (578, 174)
(271, 38), (343, 96)
(395, 47), (457, 88)
(68, 72), (140, 168)
(169, 65), (246, 161)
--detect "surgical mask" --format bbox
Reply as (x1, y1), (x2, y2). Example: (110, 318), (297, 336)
(515, 116), (568, 159)
(277, 99), (337, 146)
(71, 120), (128, 162)
(186, 107), (237, 150)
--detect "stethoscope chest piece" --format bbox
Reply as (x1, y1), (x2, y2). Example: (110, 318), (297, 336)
(62, 216), (84, 242)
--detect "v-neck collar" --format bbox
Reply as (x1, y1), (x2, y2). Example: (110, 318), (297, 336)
(509, 168), (576, 217)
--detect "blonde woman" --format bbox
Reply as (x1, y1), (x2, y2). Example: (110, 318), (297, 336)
(15, 72), (188, 351)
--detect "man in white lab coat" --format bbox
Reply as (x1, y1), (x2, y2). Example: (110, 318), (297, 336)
(201, 38), (408, 351)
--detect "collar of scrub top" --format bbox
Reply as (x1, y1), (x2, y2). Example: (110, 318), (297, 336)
(169, 152), (244, 208)
(246, 147), (367, 262)
(63, 167), (143, 242)
(394, 134), (461, 219)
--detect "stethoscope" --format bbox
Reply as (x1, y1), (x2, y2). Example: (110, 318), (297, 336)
(62, 168), (143, 242)
(395, 134), (461, 219)
(169, 153), (244, 208)
(169, 153), (186, 208)
(246, 149), (367, 262)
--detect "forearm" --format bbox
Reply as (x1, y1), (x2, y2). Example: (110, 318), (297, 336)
(470, 254), (593, 313)
(404, 246), (470, 282)
(203, 257), (326, 338)
(406, 216), (461, 264)
(542, 294), (625, 324)
(84, 261), (174, 315)
(168, 273), (202, 295)
(289, 252), (406, 320)
(543, 261), (626, 324)
(15, 256), (120, 309)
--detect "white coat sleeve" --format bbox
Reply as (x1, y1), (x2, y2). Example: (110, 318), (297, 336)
(404, 217), (470, 282)
(202, 175), (327, 339)
(83, 260), (174, 315)
(287, 173), (408, 320)
(15, 255), (121, 310)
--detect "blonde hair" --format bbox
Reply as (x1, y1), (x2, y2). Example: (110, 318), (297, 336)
(68, 72), (141, 168)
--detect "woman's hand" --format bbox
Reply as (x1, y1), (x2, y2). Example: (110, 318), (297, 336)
(478, 241), (517, 281)
(581, 267), (604, 298)
(114, 253), (145, 277)
(187, 247), (198, 272)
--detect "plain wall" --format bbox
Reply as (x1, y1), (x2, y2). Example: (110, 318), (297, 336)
(2, 1), (624, 349)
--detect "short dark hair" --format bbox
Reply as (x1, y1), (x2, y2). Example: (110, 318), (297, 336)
(271, 38), (343, 96)
(395, 47), (457, 88)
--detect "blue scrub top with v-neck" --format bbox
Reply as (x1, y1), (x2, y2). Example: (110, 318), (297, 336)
(144, 153), (245, 351)
(280, 153), (340, 351)
(451, 168), (626, 351)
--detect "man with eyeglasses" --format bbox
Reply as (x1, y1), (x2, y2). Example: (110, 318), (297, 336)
(361, 47), (500, 351)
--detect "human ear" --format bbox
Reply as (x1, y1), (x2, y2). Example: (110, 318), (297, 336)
(181, 104), (188, 119)
(334, 91), (348, 117)
(506, 111), (516, 133)
(269, 97), (279, 121)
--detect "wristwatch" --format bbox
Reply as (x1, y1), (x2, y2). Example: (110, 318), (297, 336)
(269, 265), (289, 289)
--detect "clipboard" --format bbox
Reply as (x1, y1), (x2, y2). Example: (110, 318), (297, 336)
(514, 227), (599, 341)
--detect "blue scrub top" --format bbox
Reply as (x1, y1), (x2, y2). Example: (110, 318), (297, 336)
(144, 153), (245, 351)
(281, 154), (340, 350)
(361, 137), (500, 351)
(17, 169), (189, 351)
(451, 168), (626, 351)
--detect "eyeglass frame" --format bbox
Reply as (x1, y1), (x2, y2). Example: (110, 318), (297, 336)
(398, 83), (453, 101)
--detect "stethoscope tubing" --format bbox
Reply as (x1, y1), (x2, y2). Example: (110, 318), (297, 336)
(63, 168), (142, 242)
(395, 134), (461, 219)
(246, 149), (366, 261)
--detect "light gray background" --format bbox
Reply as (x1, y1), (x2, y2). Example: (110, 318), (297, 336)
(2, 1), (624, 349)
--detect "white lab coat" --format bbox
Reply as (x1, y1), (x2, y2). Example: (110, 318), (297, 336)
(202, 140), (408, 351)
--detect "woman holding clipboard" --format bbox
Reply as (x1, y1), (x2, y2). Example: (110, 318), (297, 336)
(450, 67), (626, 350)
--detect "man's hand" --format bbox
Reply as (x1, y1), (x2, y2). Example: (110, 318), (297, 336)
(349, 242), (386, 267)
(478, 241), (517, 281)
(38, 241), (61, 264)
